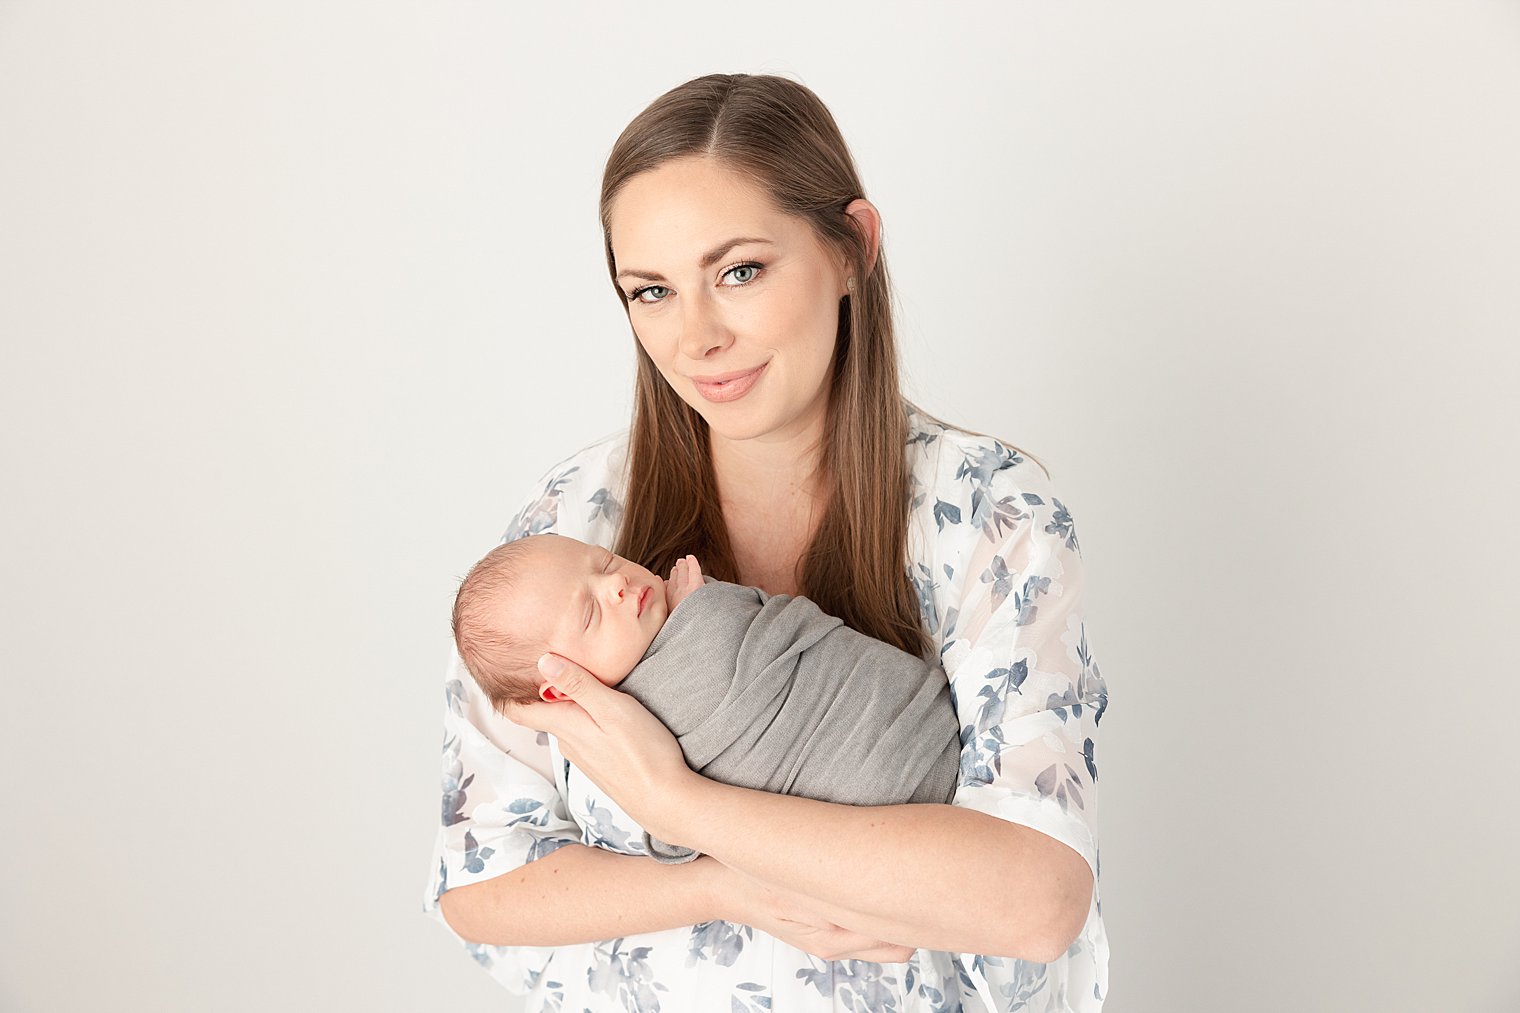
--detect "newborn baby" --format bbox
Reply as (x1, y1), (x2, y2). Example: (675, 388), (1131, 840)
(452, 532), (961, 863)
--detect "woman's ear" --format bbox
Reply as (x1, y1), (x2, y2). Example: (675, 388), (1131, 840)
(843, 197), (882, 277)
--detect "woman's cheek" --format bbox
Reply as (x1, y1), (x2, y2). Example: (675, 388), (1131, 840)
(637, 329), (681, 379)
(795, 310), (840, 387)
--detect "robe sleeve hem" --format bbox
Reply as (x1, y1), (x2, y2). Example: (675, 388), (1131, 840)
(951, 782), (1098, 881)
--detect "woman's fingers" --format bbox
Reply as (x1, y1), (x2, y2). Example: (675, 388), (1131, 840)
(537, 653), (616, 727)
(495, 654), (611, 739)
(845, 944), (917, 963)
(770, 923), (915, 963)
(497, 698), (540, 730)
(525, 652), (693, 837)
(498, 693), (596, 740)
(719, 865), (916, 964)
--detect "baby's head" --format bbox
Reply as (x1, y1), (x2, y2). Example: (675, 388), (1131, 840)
(452, 534), (669, 712)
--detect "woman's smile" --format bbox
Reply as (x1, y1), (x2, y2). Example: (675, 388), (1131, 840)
(689, 361), (769, 403)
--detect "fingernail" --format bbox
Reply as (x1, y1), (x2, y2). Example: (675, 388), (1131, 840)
(538, 654), (564, 678)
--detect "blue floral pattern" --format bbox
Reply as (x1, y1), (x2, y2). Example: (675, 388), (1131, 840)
(424, 407), (1110, 1010)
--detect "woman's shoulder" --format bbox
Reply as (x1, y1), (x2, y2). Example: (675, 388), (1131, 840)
(904, 400), (1056, 501)
(900, 400), (1088, 576)
(544, 426), (629, 472)
(500, 428), (630, 543)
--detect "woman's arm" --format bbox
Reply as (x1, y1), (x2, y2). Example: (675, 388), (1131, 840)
(665, 780), (1091, 963)
(521, 659), (1089, 963)
(508, 445), (1108, 966)
(432, 623), (919, 967)
(439, 841), (919, 963)
(438, 841), (719, 945)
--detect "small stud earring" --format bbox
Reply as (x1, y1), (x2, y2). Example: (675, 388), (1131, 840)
(846, 277), (856, 291)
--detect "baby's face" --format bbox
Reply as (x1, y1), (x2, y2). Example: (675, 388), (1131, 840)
(506, 535), (668, 688)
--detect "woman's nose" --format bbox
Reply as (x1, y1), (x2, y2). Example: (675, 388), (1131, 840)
(677, 295), (733, 360)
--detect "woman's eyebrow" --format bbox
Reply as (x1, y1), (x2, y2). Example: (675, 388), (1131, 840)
(615, 237), (775, 283)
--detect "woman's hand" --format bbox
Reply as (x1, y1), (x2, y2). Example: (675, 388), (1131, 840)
(504, 660), (917, 963)
(500, 653), (700, 842)
(704, 858), (917, 964)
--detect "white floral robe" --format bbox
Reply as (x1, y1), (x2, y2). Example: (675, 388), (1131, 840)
(425, 403), (1111, 1012)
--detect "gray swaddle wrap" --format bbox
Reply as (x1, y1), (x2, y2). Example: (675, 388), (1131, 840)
(616, 579), (961, 864)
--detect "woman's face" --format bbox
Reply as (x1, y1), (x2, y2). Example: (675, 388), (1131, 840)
(607, 156), (853, 448)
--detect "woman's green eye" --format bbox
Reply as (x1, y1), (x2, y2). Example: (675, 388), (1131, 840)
(725, 264), (758, 284)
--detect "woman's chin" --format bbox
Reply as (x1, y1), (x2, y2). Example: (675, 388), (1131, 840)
(690, 401), (785, 443)
(681, 388), (825, 448)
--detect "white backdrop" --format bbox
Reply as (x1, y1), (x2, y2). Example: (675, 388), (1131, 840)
(3, 2), (1518, 1011)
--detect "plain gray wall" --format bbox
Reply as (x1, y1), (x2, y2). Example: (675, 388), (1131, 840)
(2, 2), (1517, 1010)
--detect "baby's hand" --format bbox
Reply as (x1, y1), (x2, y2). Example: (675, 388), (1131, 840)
(665, 554), (705, 611)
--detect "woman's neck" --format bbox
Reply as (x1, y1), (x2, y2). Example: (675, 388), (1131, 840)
(704, 402), (833, 595)
(708, 426), (828, 506)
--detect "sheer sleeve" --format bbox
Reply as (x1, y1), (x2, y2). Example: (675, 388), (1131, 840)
(909, 432), (1110, 994)
(421, 458), (601, 992)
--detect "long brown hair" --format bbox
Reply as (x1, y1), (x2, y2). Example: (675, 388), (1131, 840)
(600, 74), (927, 657)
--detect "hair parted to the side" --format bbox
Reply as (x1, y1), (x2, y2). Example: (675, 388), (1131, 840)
(452, 539), (547, 711)
(598, 72), (956, 658)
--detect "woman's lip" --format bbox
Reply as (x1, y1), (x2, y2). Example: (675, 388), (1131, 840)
(690, 364), (767, 384)
(691, 362), (767, 404)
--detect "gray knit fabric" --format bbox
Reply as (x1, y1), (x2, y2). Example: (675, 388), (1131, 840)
(616, 579), (961, 864)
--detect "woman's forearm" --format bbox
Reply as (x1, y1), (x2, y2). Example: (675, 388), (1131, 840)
(660, 778), (1094, 962)
(438, 842), (720, 946)
(487, 659), (1090, 960)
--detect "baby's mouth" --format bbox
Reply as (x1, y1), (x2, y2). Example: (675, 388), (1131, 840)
(636, 586), (650, 617)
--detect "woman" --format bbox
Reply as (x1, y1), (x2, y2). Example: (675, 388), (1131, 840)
(427, 73), (1110, 1012)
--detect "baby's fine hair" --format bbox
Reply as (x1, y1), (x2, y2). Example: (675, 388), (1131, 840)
(452, 538), (547, 710)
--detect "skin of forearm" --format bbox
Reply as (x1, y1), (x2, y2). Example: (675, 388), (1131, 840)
(664, 777), (1093, 962)
(438, 842), (721, 947)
